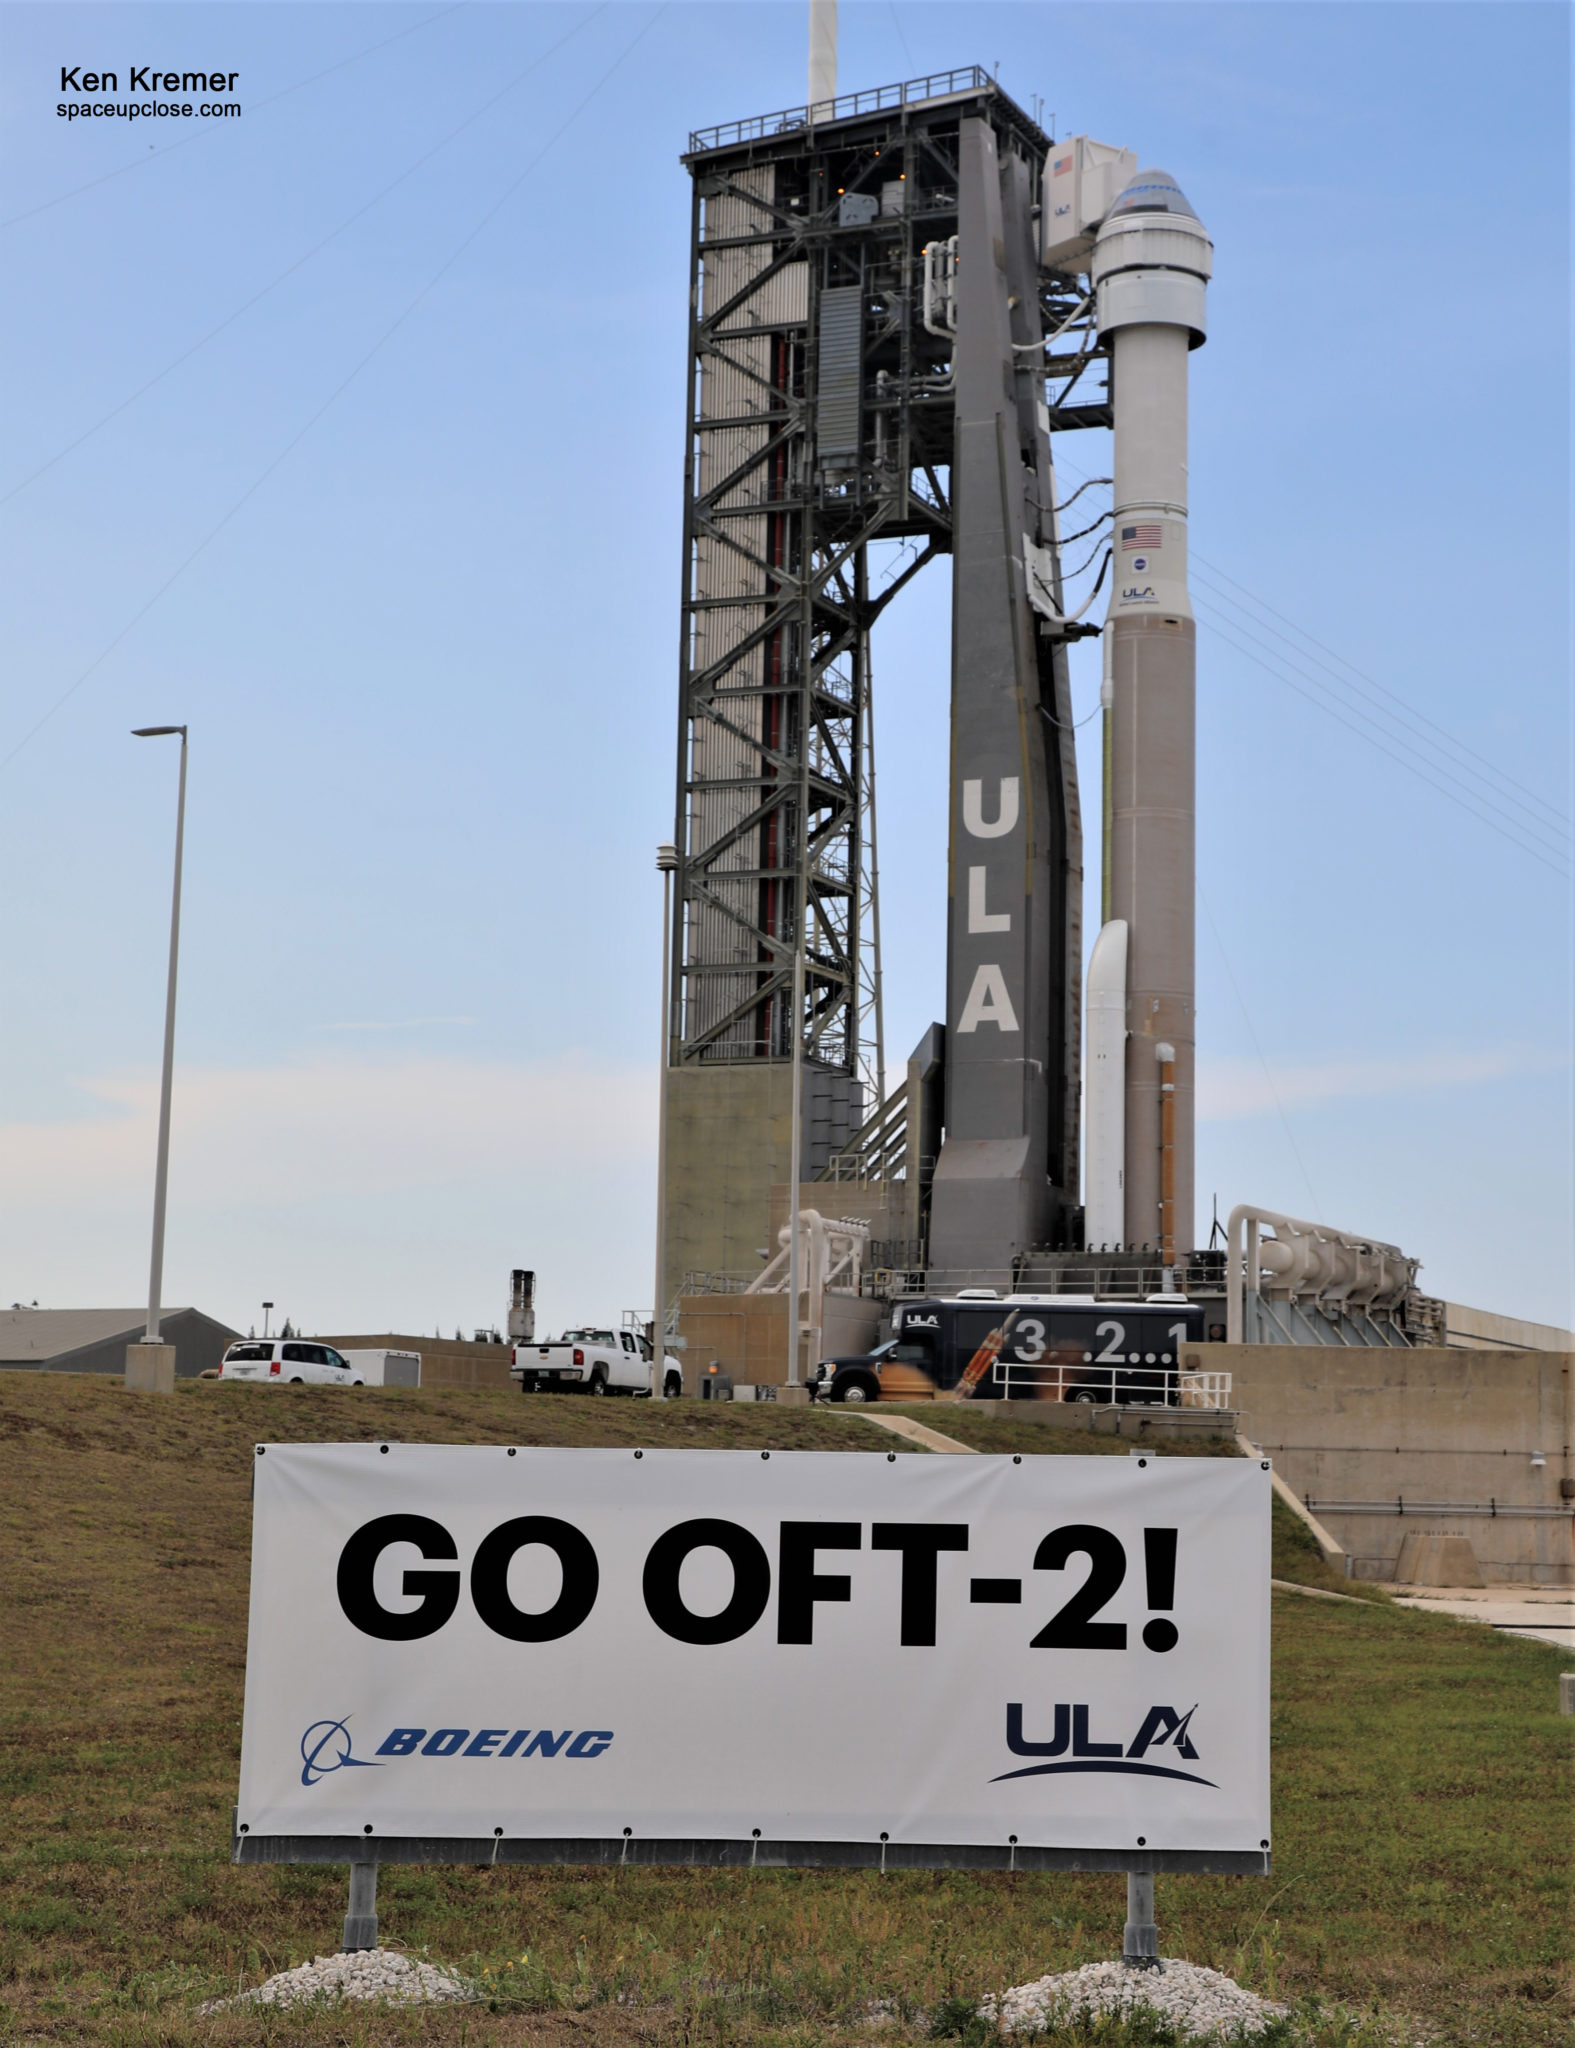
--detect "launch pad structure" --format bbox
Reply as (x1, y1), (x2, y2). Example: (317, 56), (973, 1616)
(661, 69), (1112, 1328)
(625, 33), (1572, 1612)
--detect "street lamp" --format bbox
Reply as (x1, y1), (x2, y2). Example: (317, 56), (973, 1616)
(653, 843), (677, 1385)
(132, 726), (187, 1349)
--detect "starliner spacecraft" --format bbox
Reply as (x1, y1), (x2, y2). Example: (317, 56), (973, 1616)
(657, 46), (1211, 1325)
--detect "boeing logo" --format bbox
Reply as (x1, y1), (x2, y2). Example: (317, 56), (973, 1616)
(376, 1726), (615, 1759)
(299, 1721), (615, 1785)
(299, 1717), (384, 1787)
(992, 1703), (1216, 1787)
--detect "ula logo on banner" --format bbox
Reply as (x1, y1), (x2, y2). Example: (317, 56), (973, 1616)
(995, 1703), (1214, 1786)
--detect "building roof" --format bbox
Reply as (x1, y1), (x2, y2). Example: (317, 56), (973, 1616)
(0, 1307), (201, 1364)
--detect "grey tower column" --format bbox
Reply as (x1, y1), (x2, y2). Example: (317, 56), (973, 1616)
(928, 118), (1078, 1281)
(1093, 172), (1211, 1255)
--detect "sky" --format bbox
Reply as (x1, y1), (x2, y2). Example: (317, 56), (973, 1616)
(1, 1), (1570, 1339)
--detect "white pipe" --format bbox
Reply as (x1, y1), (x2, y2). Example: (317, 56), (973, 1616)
(1227, 1203), (1415, 1344)
(1013, 290), (1094, 353)
(1036, 552), (1110, 627)
(1083, 919), (1127, 1248)
(922, 237), (957, 338)
(809, 0), (837, 111)
(807, 1210), (827, 1369)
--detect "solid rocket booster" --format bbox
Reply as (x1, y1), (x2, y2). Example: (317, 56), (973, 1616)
(1092, 171), (1211, 1252)
(1083, 917), (1128, 1247)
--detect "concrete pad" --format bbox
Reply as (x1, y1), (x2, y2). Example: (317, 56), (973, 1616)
(1390, 1586), (1575, 1650)
(124, 1343), (175, 1394)
(852, 1412), (978, 1455)
(1270, 1578), (1365, 1606)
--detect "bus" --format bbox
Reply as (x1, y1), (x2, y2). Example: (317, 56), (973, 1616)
(815, 1292), (1206, 1405)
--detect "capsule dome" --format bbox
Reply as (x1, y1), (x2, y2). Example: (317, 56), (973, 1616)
(1107, 169), (1201, 221)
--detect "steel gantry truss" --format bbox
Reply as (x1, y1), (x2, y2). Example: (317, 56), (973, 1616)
(674, 75), (1053, 1096)
(664, 69), (1107, 1301)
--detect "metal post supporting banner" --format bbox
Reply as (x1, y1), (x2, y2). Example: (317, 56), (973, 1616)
(1123, 1871), (1159, 1966)
(342, 1861), (378, 1952)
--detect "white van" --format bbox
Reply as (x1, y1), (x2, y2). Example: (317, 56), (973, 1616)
(218, 1340), (365, 1386)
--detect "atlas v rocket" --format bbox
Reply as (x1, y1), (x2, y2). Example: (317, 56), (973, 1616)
(1083, 165), (1212, 1260)
(930, 141), (1213, 1272)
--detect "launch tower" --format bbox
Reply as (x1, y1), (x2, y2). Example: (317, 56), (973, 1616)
(661, 69), (1209, 1345)
(660, 70), (1101, 1319)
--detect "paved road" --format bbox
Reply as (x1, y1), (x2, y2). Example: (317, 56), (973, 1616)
(1390, 1585), (1575, 1651)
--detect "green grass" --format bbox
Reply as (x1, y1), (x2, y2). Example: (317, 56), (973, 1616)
(1, 1373), (1569, 2046)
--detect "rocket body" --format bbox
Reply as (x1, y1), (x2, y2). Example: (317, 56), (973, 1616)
(1092, 175), (1210, 1253)
(1083, 917), (1128, 1247)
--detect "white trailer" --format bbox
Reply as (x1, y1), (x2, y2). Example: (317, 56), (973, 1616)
(336, 1348), (421, 1388)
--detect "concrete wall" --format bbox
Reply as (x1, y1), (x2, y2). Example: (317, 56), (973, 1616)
(1443, 1302), (1575, 1351)
(662, 1063), (794, 1307)
(676, 1291), (881, 1388)
(322, 1333), (514, 1391)
(1190, 1343), (1574, 1587)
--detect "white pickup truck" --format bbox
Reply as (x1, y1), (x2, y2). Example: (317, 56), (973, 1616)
(512, 1326), (683, 1399)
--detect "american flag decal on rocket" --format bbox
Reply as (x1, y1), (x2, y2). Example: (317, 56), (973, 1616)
(1121, 524), (1162, 548)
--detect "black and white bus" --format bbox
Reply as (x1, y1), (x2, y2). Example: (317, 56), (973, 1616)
(815, 1292), (1206, 1405)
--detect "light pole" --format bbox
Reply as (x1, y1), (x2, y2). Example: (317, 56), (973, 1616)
(653, 843), (677, 1384)
(133, 726), (187, 1349)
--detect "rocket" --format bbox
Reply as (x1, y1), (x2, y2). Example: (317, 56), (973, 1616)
(1088, 170), (1212, 1259)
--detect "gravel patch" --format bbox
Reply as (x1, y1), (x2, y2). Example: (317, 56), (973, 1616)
(983, 1957), (1287, 2039)
(202, 1948), (471, 2010)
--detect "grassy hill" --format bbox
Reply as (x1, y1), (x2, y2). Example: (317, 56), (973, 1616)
(1, 1374), (1568, 2045)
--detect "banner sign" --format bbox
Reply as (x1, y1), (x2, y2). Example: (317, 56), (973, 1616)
(235, 1446), (1270, 1869)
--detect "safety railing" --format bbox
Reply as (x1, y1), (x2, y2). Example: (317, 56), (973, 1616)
(864, 1269), (926, 1298)
(989, 1361), (1233, 1408)
(689, 69), (993, 154)
(1012, 1250), (1227, 1300)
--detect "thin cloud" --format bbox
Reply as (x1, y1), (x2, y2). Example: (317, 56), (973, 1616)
(325, 1016), (474, 1031)
(1198, 1045), (1570, 1123)
(0, 1053), (658, 1334)
(1, 1054), (651, 1200)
